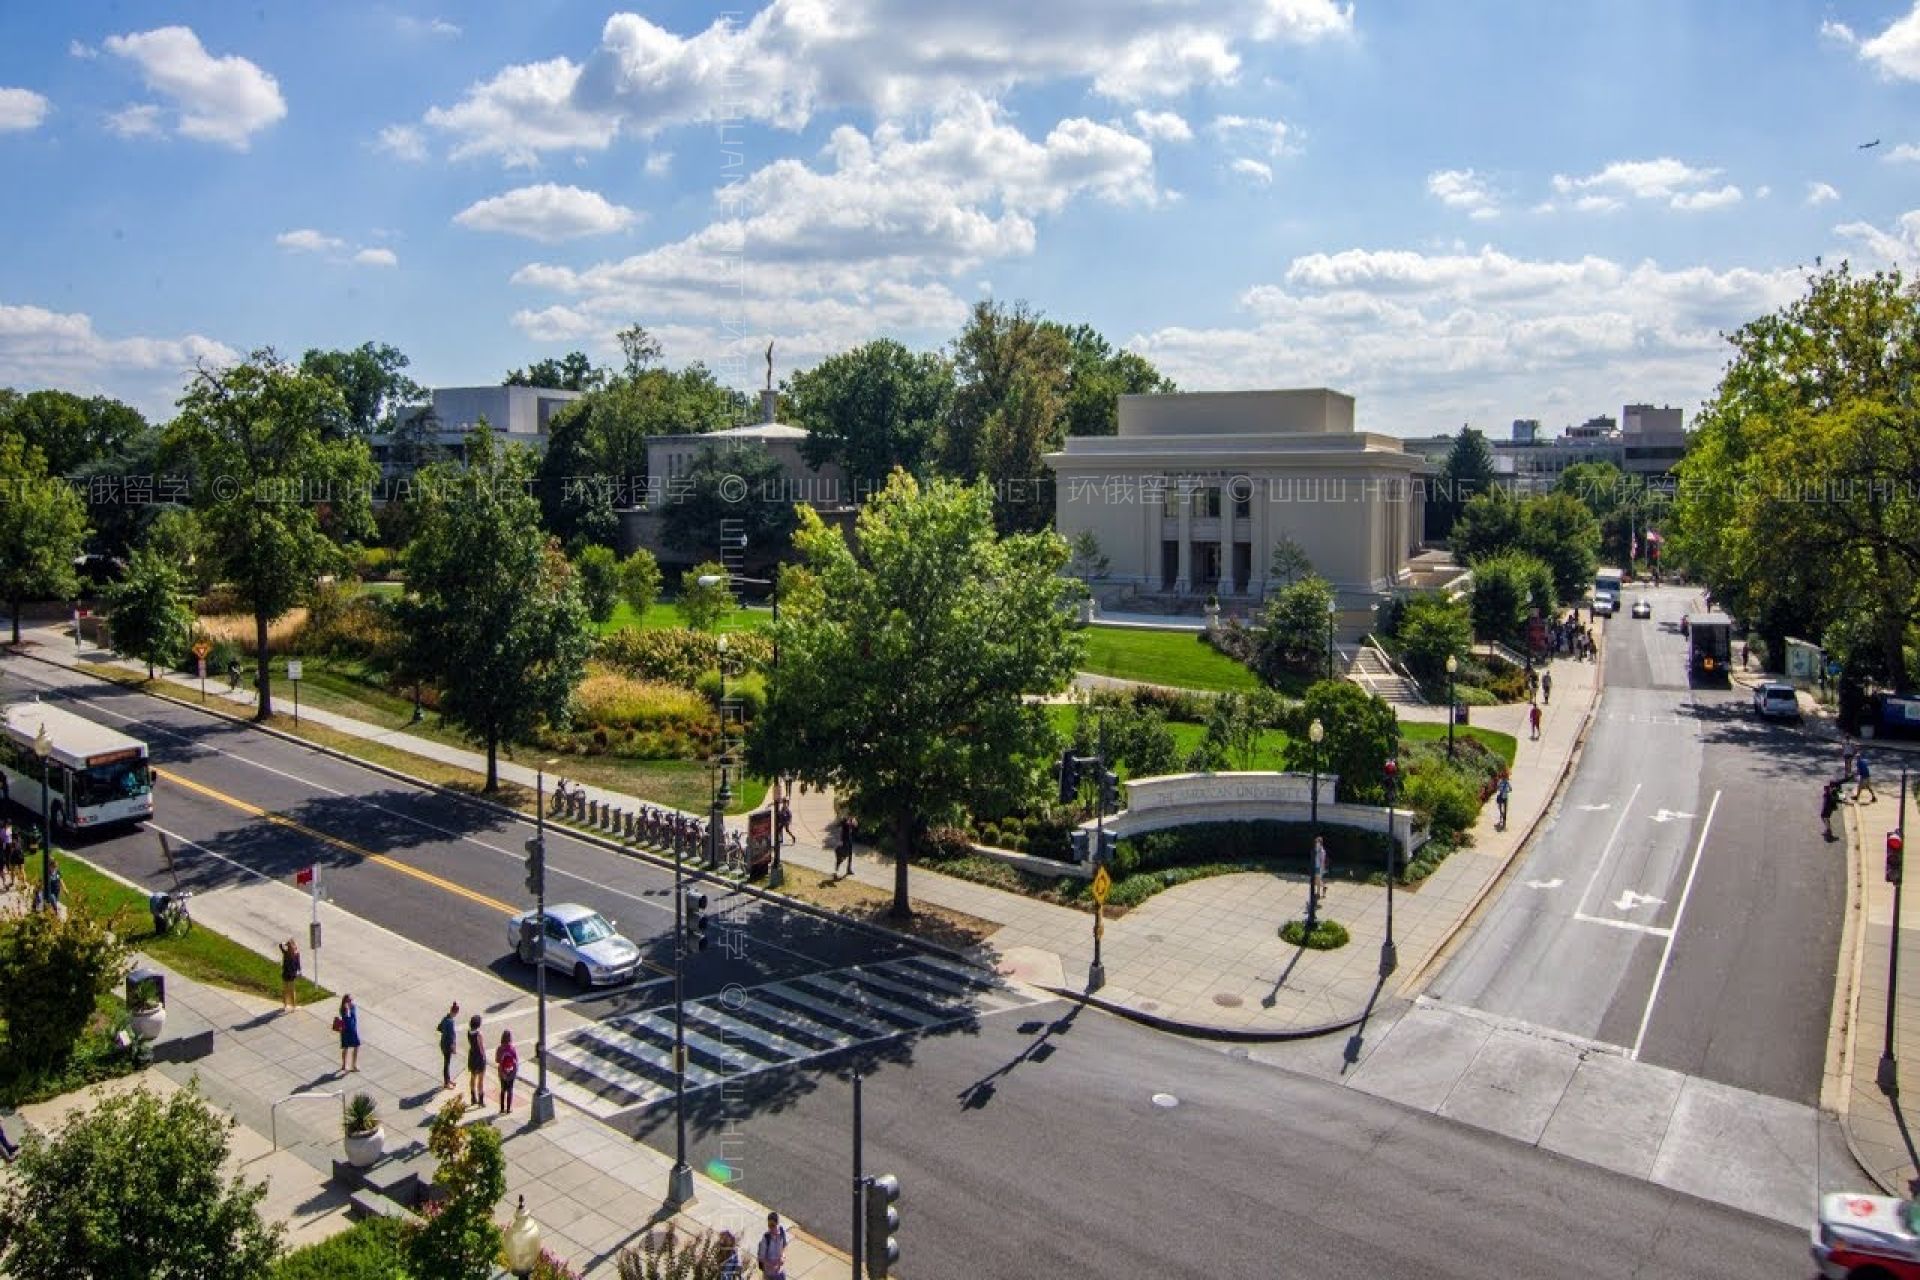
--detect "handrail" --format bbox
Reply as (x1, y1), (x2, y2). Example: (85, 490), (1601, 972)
(1481, 639), (1529, 670)
(272, 1089), (344, 1152)
(1359, 635), (1427, 704)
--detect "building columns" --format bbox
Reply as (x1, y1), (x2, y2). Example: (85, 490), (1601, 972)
(1175, 483), (1192, 593)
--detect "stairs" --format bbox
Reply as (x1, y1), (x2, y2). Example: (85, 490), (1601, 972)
(1346, 643), (1426, 706)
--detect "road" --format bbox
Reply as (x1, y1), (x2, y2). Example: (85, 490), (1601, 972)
(0, 652), (1809, 1277)
(1429, 584), (1842, 1103)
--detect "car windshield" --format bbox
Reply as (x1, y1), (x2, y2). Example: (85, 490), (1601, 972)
(567, 915), (615, 946)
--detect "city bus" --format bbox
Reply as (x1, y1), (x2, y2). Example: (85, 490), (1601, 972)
(0, 700), (154, 833)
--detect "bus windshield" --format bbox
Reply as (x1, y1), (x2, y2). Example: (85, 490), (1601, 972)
(73, 759), (151, 808)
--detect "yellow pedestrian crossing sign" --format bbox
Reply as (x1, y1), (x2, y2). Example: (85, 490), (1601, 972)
(1091, 864), (1111, 904)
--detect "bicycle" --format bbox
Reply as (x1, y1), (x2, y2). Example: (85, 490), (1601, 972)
(551, 779), (578, 815)
(151, 890), (193, 938)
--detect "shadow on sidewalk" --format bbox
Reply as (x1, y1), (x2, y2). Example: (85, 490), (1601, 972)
(1260, 930), (1315, 1009)
(1339, 972), (1392, 1077)
(1885, 1087), (1920, 1196)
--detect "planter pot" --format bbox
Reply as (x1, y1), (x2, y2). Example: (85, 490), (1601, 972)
(1078, 598), (1096, 624)
(344, 1125), (386, 1168)
(129, 1006), (166, 1041)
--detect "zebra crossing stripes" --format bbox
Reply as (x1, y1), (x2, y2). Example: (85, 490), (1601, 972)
(544, 953), (1038, 1116)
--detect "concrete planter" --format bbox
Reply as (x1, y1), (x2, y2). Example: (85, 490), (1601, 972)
(344, 1125), (386, 1168)
(129, 1006), (166, 1041)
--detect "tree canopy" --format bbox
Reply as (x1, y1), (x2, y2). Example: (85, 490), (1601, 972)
(0, 388), (148, 478)
(103, 546), (194, 677)
(299, 341), (424, 439)
(0, 428), (90, 643)
(659, 441), (800, 561)
(505, 350), (606, 392)
(1432, 426), (1497, 540)
(786, 338), (952, 488)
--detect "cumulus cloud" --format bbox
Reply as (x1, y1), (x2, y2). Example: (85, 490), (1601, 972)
(1210, 113), (1291, 157)
(454, 184), (639, 242)
(1427, 169), (1498, 219)
(1132, 109), (1193, 143)
(1669, 183), (1742, 212)
(376, 124), (428, 161)
(1230, 157), (1273, 185)
(395, 16), (461, 38)
(103, 26), (286, 148)
(69, 40), (98, 60)
(424, 1), (1350, 163)
(1888, 143), (1920, 163)
(1835, 208), (1920, 268)
(0, 300), (238, 419)
(0, 88), (49, 132)
(1821, 19), (1858, 45)
(1806, 181), (1840, 206)
(645, 150), (672, 175)
(1546, 157), (1738, 211)
(1858, 1), (1920, 79)
(276, 229), (346, 253)
(353, 247), (398, 267)
(105, 104), (163, 138)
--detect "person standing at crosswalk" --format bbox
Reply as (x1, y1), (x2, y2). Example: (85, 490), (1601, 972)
(465, 1014), (487, 1107)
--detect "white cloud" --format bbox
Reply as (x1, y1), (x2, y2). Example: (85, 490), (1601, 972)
(68, 40), (98, 60)
(1806, 181), (1840, 206)
(455, 184), (640, 242)
(0, 300), (238, 419)
(1132, 109), (1193, 143)
(1572, 194), (1623, 214)
(1669, 183), (1742, 211)
(1546, 157), (1740, 211)
(352, 247), (398, 267)
(426, 1), (1350, 163)
(1835, 209), (1920, 268)
(395, 16), (461, 38)
(105, 104), (163, 138)
(1859, 2), (1920, 79)
(103, 26), (286, 148)
(0, 88), (49, 132)
(375, 123), (428, 162)
(1888, 143), (1920, 163)
(1426, 168), (1499, 219)
(277, 228), (346, 253)
(1230, 157), (1273, 185)
(1210, 114), (1291, 157)
(645, 150), (673, 176)
(1755, 184), (1772, 199)
(1822, 19), (1858, 45)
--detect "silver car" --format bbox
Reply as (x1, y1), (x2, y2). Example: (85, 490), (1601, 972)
(506, 902), (642, 988)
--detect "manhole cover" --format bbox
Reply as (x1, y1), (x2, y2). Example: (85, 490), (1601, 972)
(1152, 1092), (1180, 1108)
(1213, 993), (1243, 1008)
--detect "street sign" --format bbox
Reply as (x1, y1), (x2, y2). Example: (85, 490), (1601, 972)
(1829, 659), (1843, 677)
(295, 866), (314, 887)
(192, 641), (211, 659)
(1091, 864), (1112, 904)
(286, 659), (302, 681)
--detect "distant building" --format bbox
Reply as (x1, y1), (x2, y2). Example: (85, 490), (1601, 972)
(1512, 418), (1540, 444)
(372, 384), (584, 480)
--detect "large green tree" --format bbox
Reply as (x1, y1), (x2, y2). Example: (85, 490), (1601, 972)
(1280, 680), (1400, 805)
(1257, 574), (1337, 680)
(660, 441), (800, 560)
(300, 341), (424, 438)
(505, 351), (606, 392)
(1055, 322), (1176, 438)
(165, 350), (376, 717)
(103, 546), (194, 678)
(747, 474), (1084, 917)
(1433, 426), (1497, 540)
(0, 1084), (282, 1280)
(786, 339), (953, 488)
(941, 300), (1073, 533)
(0, 429), (90, 643)
(0, 388), (148, 477)
(399, 431), (591, 790)
(1517, 492), (1601, 606)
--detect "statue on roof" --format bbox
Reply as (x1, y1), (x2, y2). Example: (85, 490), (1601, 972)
(765, 340), (774, 391)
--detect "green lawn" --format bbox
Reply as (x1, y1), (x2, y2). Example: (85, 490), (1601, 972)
(1076, 625), (1261, 691)
(1400, 722), (1518, 768)
(597, 600), (772, 635)
(1044, 704), (1293, 772)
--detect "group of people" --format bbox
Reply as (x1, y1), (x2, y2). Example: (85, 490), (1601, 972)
(439, 1002), (522, 1116)
(1552, 613), (1596, 661)
(1823, 744), (1880, 839)
(0, 819), (27, 892)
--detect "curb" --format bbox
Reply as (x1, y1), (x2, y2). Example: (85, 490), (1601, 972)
(16, 645), (990, 976)
(1832, 782), (1895, 1194)
(1038, 983), (1385, 1042)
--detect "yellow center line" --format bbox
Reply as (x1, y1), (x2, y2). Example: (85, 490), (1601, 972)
(155, 766), (518, 917)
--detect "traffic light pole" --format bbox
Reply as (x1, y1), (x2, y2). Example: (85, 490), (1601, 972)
(530, 771), (554, 1125)
(1880, 766), (1909, 1096)
(851, 1073), (864, 1280)
(669, 831), (694, 1205)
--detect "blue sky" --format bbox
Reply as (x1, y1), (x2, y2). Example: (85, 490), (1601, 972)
(1, 1), (1916, 435)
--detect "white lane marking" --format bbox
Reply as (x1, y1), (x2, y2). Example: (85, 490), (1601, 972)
(1630, 789), (1722, 1061)
(1575, 783), (1643, 917)
(1524, 877), (1564, 891)
(1575, 803), (1613, 812)
(1610, 889), (1666, 912)
(1648, 809), (1695, 824)
(1572, 911), (1674, 939)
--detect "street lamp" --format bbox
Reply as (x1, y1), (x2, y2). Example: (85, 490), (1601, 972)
(33, 723), (52, 906)
(1881, 766), (1910, 1096)
(527, 764), (558, 1126)
(1445, 654), (1458, 758)
(697, 571), (785, 885)
(502, 1195), (543, 1278)
(1382, 757), (1399, 977)
(1304, 718), (1325, 935)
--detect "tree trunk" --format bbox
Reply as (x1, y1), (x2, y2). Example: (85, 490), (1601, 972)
(8, 594), (18, 644)
(485, 733), (499, 793)
(890, 809), (913, 920)
(253, 607), (273, 720)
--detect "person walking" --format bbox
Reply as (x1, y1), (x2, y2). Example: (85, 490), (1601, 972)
(1528, 701), (1542, 741)
(718, 1231), (745, 1279)
(279, 938), (302, 1012)
(0, 1118), (18, 1164)
(437, 1001), (460, 1090)
(495, 1028), (520, 1115)
(1310, 835), (1328, 904)
(466, 1014), (487, 1107)
(756, 1211), (790, 1280)
(833, 814), (857, 878)
(1822, 779), (1843, 840)
(0, 820), (14, 891)
(1541, 670), (1553, 706)
(775, 793), (794, 843)
(1496, 775), (1511, 830)
(335, 994), (360, 1073)
(1857, 751), (1878, 803)
(227, 658), (241, 692)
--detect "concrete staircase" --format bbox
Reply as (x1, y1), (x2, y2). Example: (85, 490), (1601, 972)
(1346, 642), (1426, 706)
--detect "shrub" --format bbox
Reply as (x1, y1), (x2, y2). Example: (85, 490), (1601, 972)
(405, 1099), (505, 1280)
(1402, 768), (1482, 843)
(693, 668), (766, 720)
(351, 546), (396, 581)
(272, 1216), (405, 1280)
(596, 627), (772, 687)
(1280, 918), (1350, 949)
(616, 1223), (738, 1280)
(344, 1093), (378, 1137)
(0, 901), (131, 1071)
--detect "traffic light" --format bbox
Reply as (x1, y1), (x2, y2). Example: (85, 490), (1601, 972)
(523, 835), (545, 898)
(1057, 749), (1081, 804)
(684, 888), (709, 951)
(1069, 829), (1091, 863)
(1098, 769), (1119, 812)
(519, 916), (539, 953)
(1889, 832), (1905, 885)
(1098, 830), (1118, 863)
(863, 1174), (901, 1278)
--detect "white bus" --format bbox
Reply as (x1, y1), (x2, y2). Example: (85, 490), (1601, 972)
(0, 700), (154, 833)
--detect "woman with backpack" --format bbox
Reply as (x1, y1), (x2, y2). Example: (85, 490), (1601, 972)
(495, 1028), (520, 1115)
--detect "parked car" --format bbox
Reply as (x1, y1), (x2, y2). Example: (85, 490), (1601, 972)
(506, 902), (642, 988)
(1630, 599), (1652, 619)
(1753, 681), (1800, 719)
(1813, 1191), (1920, 1277)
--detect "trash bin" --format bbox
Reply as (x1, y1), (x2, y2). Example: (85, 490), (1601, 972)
(1454, 702), (1470, 726)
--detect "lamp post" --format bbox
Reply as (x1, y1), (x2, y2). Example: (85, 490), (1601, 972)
(1381, 757), (1399, 977)
(529, 766), (556, 1126)
(698, 571), (784, 885)
(1445, 653), (1458, 759)
(34, 723), (51, 905)
(670, 791), (696, 1206)
(502, 1195), (543, 1278)
(1880, 766), (1910, 1096)
(1304, 718), (1325, 934)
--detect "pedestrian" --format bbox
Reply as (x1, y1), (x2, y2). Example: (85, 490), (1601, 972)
(1541, 670), (1553, 706)
(437, 1001), (460, 1090)
(335, 994), (360, 1072)
(495, 1028), (519, 1115)
(1496, 775), (1511, 830)
(1310, 835), (1328, 903)
(466, 1014), (487, 1106)
(227, 658), (241, 691)
(279, 938), (301, 1012)
(43, 858), (62, 913)
(775, 793), (794, 842)
(0, 1118), (18, 1163)
(1857, 752), (1878, 804)
(0, 819), (13, 890)
(756, 1211), (791, 1280)
(1822, 779), (1843, 840)
(718, 1231), (745, 1279)
(1528, 701), (1542, 741)
(833, 814), (857, 878)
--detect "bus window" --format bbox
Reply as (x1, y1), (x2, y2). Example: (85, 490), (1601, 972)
(74, 760), (150, 808)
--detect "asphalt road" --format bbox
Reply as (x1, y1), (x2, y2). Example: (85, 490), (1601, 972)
(1430, 584), (1843, 1103)
(0, 652), (1811, 1276)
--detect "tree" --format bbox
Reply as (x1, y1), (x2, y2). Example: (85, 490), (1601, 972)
(1267, 536), (1313, 590)
(1257, 575), (1336, 680)
(505, 351), (606, 392)
(398, 432), (592, 790)
(68, 423), (168, 560)
(1069, 698), (1179, 780)
(1517, 492), (1601, 606)
(0, 429), (90, 643)
(0, 388), (148, 476)
(1449, 487), (1524, 565)
(941, 300), (1073, 533)
(1395, 594), (1472, 682)
(1433, 426), (1498, 540)
(1193, 690), (1268, 772)
(747, 474), (1084, 917)
(617, 548), (662, 621)
(1066, 530), (1109, 581)
(103, 547), (193, 677)
(615, 324), (664, 377)
(405, 1099), (505, 1280)
(142, 505), (215, 592)
(1469, 550), (1554, 643)
(575, 544), (621, 625)
(0, 897), (130, 1071)
(1555, 460), (1636, 566)
(0, 1083), (281, 1280)
(659, 442), (800, 560)
(1054, 321), (1176, 439)
(677, 560), (733, 632)
(165, 351), (375, 717)
(1280, 680), (1399, 805)
(785, 339), (952, 488)
(300, 341), (424, 438)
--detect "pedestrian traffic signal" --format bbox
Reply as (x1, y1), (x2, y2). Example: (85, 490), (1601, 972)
(1099, 769), (1119, 812)
(684, 888), (709, 951)
(1057, 749), (1081, 804)
(1070, 829), (1091, 863)
(863, 1173), (901, 1278)
(1889, 832), (1904, 885)
(1098, 830), (1118, 863)
(523, 835), (545, 897)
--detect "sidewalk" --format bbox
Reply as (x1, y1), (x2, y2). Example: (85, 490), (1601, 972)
(12, 617), (1601, 1039)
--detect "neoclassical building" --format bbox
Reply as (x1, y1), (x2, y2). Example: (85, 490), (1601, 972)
(1043, 389), (1429, 606)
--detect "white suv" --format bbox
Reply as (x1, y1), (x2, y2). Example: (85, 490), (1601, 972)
(1591, 592), (1616, 617)
(1753, 681), (1799, 719)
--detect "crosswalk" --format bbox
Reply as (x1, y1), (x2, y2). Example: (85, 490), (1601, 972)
(545, 953), (1039, 1116)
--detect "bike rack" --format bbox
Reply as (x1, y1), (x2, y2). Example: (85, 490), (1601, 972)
(271, 1089), (344, 1152)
